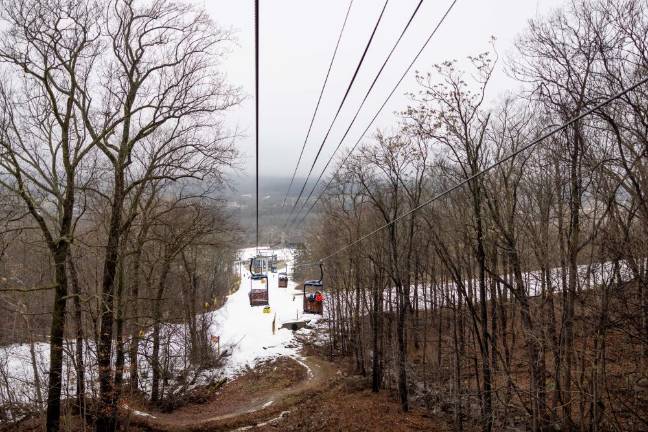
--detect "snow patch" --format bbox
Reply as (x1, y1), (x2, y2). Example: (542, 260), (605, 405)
(292, 356), (314, 379)
(210, 247), (312, 379)
(122, 404), (157, 419)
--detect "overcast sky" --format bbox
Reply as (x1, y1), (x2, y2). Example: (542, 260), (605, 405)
(201, 0), (567, 183)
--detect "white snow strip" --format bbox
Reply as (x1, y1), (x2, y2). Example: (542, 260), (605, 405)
(292, 356), (314, 379)
(234, 410), (292, 431)
(122, 404), (157, 419)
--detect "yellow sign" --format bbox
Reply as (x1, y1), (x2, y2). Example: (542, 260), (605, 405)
(263, 306), (271, 314)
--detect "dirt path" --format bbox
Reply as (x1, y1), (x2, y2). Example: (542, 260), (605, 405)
(123, 355), (338, 432)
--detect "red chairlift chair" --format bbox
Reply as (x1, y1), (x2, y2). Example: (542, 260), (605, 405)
(303, 263), (324, 315)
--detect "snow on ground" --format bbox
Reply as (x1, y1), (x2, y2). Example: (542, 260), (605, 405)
(210, 246), (319, 378)
(0, 247), (321, 421)
(0, 342), (49, 405)
(318, 260), (641, 327)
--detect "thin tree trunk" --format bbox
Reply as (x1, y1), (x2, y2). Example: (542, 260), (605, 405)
(67, 254), (85, 411)
(151, 260), (171, 402)
(371, 262), (383, 392)
(113, 258), (127, 407)
(129, 230), (147, 393)
(474, 191), (493, 432)
(23, 309), (43, 407)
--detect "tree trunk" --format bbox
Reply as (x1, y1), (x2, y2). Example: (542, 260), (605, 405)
(474, 191), (492, 432)
(96, 171), (125, 432)
(397, 297), (409, 411)
(562, 124), (583, 430)
(67, 254), (85, 411)
(45, 245), (69, 432)
(151, 261), (171, 402)
(23, 310), (43, 407)
(129, 232), (147, 393)
(113, 259), (127, 406)
(371, 263), (383, 392)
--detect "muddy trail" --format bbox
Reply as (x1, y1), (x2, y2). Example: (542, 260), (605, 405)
(122, 355), (338, 431)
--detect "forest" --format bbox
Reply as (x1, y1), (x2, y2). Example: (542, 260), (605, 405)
(0, 0), (241, 430)
(0, 0), (647, 431)
(300, 1), (648, 431)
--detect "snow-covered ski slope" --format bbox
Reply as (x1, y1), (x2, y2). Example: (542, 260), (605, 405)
(212, 246), (318, 376)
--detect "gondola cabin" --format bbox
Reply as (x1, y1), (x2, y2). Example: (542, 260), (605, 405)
(278, 272), (288, 288)
(249, 273), (269, 306)
(303, 279), (324, 314)
(248, 258), (269, 306)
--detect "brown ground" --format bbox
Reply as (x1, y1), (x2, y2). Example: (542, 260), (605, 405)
(125, 357), (306, 422)
(250, 381), (451, 432)
(6, 352), (452, 432)
(121, 353), (450, 431)
(121, 355), (334, 431)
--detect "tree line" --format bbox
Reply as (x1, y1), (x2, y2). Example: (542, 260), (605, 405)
(0, 0), (241, 430)
(302, 1), (648, 431)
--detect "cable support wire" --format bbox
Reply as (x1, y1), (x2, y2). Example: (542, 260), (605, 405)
(255, 0), (260, 249)
(282, 0), (355, 209)
(292, 74), (648, 270)
(286, 0), (391, 225)
(287, 0), (458, 230)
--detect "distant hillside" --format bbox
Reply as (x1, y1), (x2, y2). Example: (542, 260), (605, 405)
(222, 175), (321, 245)
(224, 175), (319, 198)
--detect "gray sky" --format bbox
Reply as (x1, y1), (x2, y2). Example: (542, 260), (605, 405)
(202, 0), (566, 181)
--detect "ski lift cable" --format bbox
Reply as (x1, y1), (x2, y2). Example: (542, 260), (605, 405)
(293, 74), (648, 269)
(286, 0), (459, 231)
(281, 0), (355, 209)
(286, 0), (391, 225)
(255, 0), (260, 250)
(284, 0), (427, 231)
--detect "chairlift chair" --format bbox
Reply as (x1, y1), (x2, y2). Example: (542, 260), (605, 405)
(249, 258), (269, 306)
(278, 272), (288, 288)
(303, 263), (324, 315)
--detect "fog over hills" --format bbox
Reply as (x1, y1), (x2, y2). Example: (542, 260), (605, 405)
(223, 175), (321, 245)
(225, 175), (314, 195)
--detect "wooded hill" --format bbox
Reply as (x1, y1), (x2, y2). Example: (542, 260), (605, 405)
(302, 1), (648, 430)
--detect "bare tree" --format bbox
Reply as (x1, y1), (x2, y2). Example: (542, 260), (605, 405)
(0, 1), (102, 429)
(63, 1), (240, 428)
(407, 51), (496, 431)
